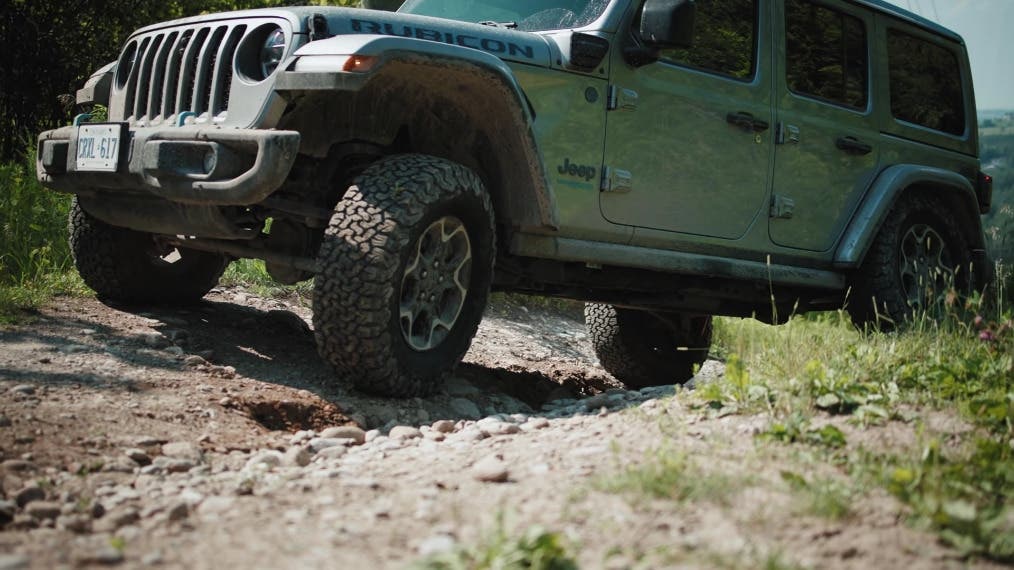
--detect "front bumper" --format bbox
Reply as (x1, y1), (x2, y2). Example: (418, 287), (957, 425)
(37, 125), (300, 206)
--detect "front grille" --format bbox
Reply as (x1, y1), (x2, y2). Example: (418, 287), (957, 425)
(115, 23), (247, 125)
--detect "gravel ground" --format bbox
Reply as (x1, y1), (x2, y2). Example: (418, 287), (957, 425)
(0, 288), (1001, 569)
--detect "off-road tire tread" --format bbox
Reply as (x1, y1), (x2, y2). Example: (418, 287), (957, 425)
(584, 303), (710, 389)
(848, 194), (970, 329)
(312, 154), (495, 397)
(68, 199), (227, 304)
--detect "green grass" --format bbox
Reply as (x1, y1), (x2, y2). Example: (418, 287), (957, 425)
(0, 150), (84, 322)
(220, 258), (313, 301)
(779, 470), (855, 520)
(411, 519), (578, 570)
(597, 448), (740, 505)
(698, 305), (1014, 561)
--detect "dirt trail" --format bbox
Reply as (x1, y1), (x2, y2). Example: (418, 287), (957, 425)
(0, 289), (1000, 569)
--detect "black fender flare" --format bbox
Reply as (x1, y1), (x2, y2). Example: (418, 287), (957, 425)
(834, 164), (986, 269)
(275, 35), (558, 231)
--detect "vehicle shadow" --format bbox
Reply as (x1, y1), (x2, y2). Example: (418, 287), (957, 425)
(127, 296), (638, 428)
(2, 294), (677, 430)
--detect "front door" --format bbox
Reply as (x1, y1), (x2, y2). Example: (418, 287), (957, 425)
(769, 0), (880, 252)
(600, 0), (772, 241)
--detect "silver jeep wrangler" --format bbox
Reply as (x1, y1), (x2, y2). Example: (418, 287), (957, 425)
(36, 0), (994, 396)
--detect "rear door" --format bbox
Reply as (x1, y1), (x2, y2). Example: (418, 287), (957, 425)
(768, 0), (880, 252)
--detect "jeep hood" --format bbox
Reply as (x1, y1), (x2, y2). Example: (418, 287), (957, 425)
(321, 9), (554, 67)
(128, 7), (554, 68)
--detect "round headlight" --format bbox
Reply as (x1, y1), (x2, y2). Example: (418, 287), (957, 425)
(260, 28), (286, 78)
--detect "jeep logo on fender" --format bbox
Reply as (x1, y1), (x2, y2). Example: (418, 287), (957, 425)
(558, 158), (597, 181)
(351, 19), (536, 60)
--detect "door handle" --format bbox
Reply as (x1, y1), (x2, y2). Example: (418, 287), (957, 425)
(836, 136), (873, 156)
(727, 111), (769, 133)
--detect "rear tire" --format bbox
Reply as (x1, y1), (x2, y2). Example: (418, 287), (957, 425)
(848, 195), (972, 329)
(312, 154), (495, 397)
(68, 198), (228, 304)
(585, 303), (711, 389)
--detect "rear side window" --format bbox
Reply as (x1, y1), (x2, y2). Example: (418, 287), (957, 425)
(785, 0), (868, 109)
(659, 0), (757, 80)
(886, 30), (965, 135)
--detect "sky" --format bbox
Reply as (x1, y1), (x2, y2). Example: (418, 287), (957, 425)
(884, 0), (1014, 110)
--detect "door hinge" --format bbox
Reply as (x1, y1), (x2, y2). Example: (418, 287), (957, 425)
(770, 194), (795, 219)
(601, 166), (633, 193)
(606, 85), (638, 111)
(775, 123), (800, 145)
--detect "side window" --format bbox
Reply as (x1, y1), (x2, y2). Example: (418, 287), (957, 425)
(658, 0), (757, 80)
(886, 30), (965, 136)
(785, 0), (868, 109)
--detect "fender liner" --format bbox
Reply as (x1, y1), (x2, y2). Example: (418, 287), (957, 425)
(834, 164), (986, 269)
(275, 34), (558, 231)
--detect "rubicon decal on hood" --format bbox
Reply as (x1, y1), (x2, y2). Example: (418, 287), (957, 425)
(350, 18), (536, 60)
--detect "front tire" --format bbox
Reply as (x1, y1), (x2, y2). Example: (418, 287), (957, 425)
(585, 304), (712, 389)
(68, 198), (228, 304)
(312, 154), (495, 397)
(848, 195), (972, 329)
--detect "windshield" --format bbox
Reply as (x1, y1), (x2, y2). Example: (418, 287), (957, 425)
(398, 0), (611, 32)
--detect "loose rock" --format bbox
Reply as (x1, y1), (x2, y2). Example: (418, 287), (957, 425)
(151, 457), (196, 473)
(124, 448), (152, 466)
(471, 456), (510, 483)
(14, 486), (45, 508)
(431, 420), (456, 433)
(243, 450), (284, 472)
(57, 514), (91, 533)
(318, 426), (367, 444)
(521, 418), (550, 431)
(0, 500), (15, 525)
(76, 547), (124, 566)
(25, 501), (61, 521)
(1, 460), (35, 473)
(161, 441), (203, 462)
(309, 438), (352, 453)
(389, 426), (422, 440)
(282, 446), (311, 468)
(315, 446), (348, 461)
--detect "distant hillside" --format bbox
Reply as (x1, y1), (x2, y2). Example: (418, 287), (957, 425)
(980, 114), (1013, 262)
(979, 109), (1014, 122)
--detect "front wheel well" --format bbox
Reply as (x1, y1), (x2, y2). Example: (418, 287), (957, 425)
(276, 58), (556, 234)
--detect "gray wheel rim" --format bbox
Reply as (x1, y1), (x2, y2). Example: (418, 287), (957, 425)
(899, 223), (953, 310)
(399, 216), (472, 351)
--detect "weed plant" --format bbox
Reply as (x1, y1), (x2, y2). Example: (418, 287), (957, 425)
(412, 516), (578, 570)
(0, 148), (84, 320)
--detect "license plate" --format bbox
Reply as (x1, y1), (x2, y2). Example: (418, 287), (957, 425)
(76, 123), (125, 172)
